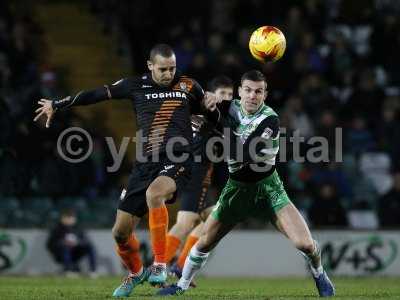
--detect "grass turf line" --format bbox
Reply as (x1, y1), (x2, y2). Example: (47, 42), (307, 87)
(0, 276), (399, 299)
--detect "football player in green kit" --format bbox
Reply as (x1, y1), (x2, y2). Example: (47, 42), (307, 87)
(158, 70), (335, 297)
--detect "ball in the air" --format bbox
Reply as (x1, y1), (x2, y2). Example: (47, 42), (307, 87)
(249, 26), (286, 62)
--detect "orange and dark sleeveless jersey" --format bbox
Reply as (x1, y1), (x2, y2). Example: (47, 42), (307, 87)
(52, 72), (206, 157)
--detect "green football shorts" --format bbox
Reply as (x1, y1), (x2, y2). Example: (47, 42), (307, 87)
(211, 170), (291, 224)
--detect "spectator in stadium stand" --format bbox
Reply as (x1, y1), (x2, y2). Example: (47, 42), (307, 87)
(308, 182), (348, 228)
(46, 209), (98, 277)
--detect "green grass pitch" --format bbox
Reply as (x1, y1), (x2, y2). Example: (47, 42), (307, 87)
(0, 276), (399, 299)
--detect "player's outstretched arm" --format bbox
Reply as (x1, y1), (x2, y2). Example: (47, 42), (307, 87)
(202, 91), (221, 125)
(207, 99), (235, 135)
(34, 78), (132, 128)
(33, 86), (110, 128)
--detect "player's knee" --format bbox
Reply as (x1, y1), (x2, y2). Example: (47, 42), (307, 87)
(146, 186), (167, 207)
(112, 225), (131, 244)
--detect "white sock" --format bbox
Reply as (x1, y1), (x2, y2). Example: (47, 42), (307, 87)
(177, 246), (209, 290)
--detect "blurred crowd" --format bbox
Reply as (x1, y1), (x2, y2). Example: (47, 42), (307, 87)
(0, 1), (118, 228)
(1, 0), (400, 229)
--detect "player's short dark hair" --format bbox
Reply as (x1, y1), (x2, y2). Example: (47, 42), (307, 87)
(208, 75), (234, 92)
(149, 44), (175, 61)
(241, 70), (268, 89)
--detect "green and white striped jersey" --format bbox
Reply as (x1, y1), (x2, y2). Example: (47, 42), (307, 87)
(227, 99), (280, 181)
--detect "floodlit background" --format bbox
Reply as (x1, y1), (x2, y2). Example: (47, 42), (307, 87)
(1, 0), (400, 280)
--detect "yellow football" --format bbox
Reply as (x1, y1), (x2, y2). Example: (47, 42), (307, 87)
(249, 26), (286, 62)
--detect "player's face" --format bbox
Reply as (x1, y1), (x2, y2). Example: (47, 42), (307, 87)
(239, 80), (267, 114)
(148, 54), (177, 86)
(215, 86), (234, 103)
